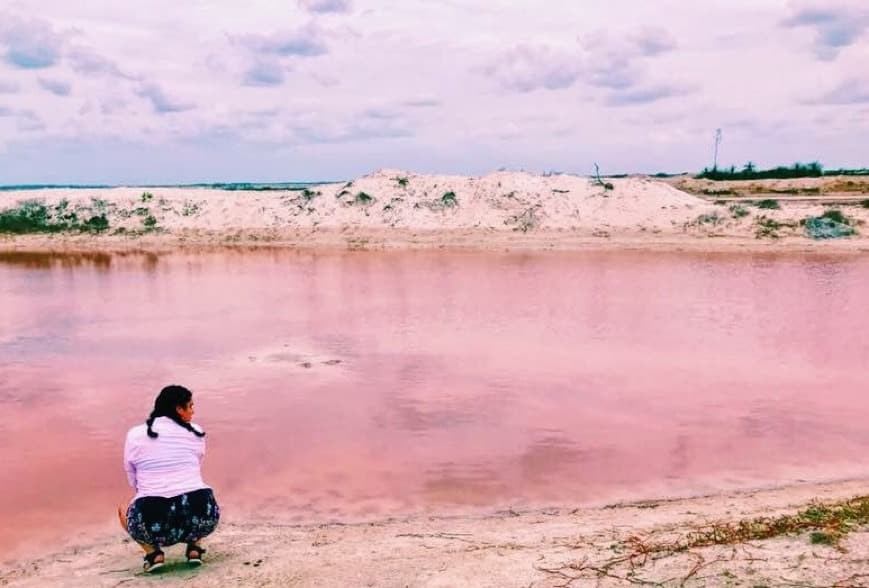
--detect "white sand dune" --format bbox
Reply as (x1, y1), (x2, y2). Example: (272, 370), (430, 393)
(2, 170), (869, 253)
(3, 170), (868, 252)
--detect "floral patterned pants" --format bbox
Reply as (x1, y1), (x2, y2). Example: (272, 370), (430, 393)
(126, 488), (220, 547)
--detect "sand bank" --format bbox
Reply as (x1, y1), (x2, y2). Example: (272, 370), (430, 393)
(1, 479), (867, 587)
(2, 170), (868, 253)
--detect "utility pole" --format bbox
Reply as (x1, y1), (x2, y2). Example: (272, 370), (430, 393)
(712, 128), (723, 171)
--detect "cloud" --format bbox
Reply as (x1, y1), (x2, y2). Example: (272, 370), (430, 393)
(632, 29), (678, 57)
(235, 24), (328, 57)
(814, 78), (869, 104)
(783, 2), (869, 60)
(298, 0), (352, 14)
(0, 80), (19, 93)
(0, 106), (43, 131)
(606, 84), (690, 106)
(483, 45), (581, 93)
(135, 83), (194, 113)
(289, 110), (412, 144)
(243, 61), (285, 86)
(0, 15), (65, 69)
(403, 98), (440, 108)
(38, 77), (71, 96)
(67, 47), (135, 79)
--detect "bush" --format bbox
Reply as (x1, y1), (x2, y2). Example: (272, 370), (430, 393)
(696, 212), (722, 226)
(803, 216), (856, 239)
(394, 177), (409, 187)
(729, 204), (749, 218)
(820, 209), (849, 225)
(143, 215), (158, 228)
(0, 199), (111, 234)
(441, 191), (457, 207)
(141, 192), (153, 202)
(757, 199), (780, 210)
(354, 192), (373, 205)
(83, 215), (109, 232)
(0, 200), (54, 233)
(860, 199), (869, 209)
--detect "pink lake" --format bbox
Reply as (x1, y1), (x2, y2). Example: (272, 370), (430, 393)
(1, 249), (868, 555)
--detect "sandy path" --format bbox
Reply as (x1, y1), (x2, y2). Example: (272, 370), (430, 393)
(1, 479), (867, 587)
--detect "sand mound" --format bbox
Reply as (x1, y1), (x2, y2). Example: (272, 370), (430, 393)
(0, 171), (715, 237)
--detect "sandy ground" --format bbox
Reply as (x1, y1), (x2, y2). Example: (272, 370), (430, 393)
(2, 170), (868, 253)
(0, 479), (867, 587)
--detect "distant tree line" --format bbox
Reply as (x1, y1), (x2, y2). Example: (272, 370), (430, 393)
(698, 162), (869, 181)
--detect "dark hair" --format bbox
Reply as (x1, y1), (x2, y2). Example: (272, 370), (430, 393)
(146, 385), (205, 439)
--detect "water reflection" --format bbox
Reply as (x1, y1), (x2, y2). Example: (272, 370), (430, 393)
(1, 248), (868, 554)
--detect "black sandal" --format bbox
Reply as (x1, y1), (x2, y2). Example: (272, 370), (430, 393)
(143, 549), (165, 573)
(186, 543), (206, 565)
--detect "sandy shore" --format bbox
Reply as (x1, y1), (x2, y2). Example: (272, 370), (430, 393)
(0, 479), (867, 587)
(1, 170), (868, 254)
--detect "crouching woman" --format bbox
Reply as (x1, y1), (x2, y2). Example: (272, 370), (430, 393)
(120, 385), (220, 572)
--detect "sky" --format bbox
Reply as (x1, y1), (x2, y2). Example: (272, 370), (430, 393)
(0, 0), (868, 184)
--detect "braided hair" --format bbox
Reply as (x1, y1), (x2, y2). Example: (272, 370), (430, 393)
(146, 385), (206, 439)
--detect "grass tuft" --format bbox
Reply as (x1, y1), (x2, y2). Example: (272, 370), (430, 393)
(756, 199), (780, 210)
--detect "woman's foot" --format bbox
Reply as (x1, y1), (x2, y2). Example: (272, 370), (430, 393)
(186, 543), (206, 566)
(143, 549), (165, 573)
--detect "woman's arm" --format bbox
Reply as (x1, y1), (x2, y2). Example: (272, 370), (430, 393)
(123, 433), (138, 491)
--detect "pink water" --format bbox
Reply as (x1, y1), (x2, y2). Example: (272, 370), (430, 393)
(1, 249), (868, 554)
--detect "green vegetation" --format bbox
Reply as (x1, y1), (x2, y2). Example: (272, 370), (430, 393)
(803, 210), (857, 239)
(0, 199), (110, 234)
(181, 200), (202, 217)
(354, 192), (373, 205)
(861, 199), (869, 208)
(756, 199), (780, 210)
(627, 495), (869, 556)
(696, 212), (723, 226)
(441, 191), (458, 207)
(140, 191), (153, 202)
(593, 163), (614, 191)
(755, 216), (790, 239)
(699, 162), (824, 181)
(394, 176), (409, 188)
(142, 215), (157, 229)
(729, 204), (749, 218)
(302, 188), (321, 201)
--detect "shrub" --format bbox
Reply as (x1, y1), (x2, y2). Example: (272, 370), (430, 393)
(395, 177), (409, 188)
(302, 189), (320, 201)
(755, 216), (784, 239)
(83, 215), (109, 232)
(0, 199), (110, 233)
(0, 200), (54, 233)
(354, 192), (373, 205)
(143, 215), (158, 228)
(804, 214), (856, 239)
(860, 199), (869, 209)
(441, 191), (457, 207)
(729, 204), (749, 218)
(821, 209), (849, 225)
(756, 199), (780, 210)
(141, 192), (153, 202)
(697, 212), (722, 226)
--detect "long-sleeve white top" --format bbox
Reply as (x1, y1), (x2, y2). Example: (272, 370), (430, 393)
(123, 416), (210, 500)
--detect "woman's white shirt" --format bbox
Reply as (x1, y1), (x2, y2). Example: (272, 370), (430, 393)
(124, 416), (209, 500)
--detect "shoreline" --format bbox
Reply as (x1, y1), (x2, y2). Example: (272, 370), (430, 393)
(1, 477), (867, 587)
(3, 228), (869, 256)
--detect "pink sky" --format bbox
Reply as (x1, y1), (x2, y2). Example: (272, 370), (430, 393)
(0, 0), (868, 183)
